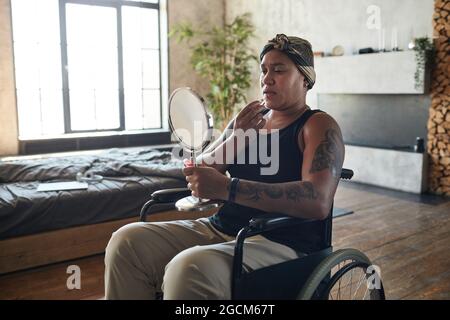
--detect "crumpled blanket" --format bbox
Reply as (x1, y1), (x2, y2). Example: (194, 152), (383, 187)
(0, 147), (189, 239)
(0, 147), (185, 183)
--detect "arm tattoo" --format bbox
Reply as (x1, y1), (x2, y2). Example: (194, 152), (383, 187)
(263, 184), (284, 199)
(285, 182), (318, 200)
(237, 181), (316, 202)
(237, 182), (283, 201)
(309, 128), (343, 178)
(237, 182), (264, 201)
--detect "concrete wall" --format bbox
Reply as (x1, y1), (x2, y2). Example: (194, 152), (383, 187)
(0, 0), (435, 156)
(0, 0), (224, 156)
(227, 0), (434, 55)
(0, 0), (19, 156)
(312, 51), (429, 94)
(225, 0), (434, 149)
(344, 145), (428, 194)
(225, 0), (435, 103)
(225, 0), (434, 193)
(318, 94), (430, 148)
(168, 0), (225, 96)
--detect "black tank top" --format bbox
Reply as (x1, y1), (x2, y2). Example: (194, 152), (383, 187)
(209, 109), (326, 254)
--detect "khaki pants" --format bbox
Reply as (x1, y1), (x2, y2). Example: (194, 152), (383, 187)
(104, 217), (299, 300)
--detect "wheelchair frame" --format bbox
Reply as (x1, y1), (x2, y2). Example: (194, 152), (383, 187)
(139, 168), (385, 300)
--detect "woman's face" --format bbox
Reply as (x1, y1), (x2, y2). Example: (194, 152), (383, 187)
(260, 49), (307, 110)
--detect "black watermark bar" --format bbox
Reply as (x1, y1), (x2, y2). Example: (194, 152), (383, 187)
(1, 300), (447, 319)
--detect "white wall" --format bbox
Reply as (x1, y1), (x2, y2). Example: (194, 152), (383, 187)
(0, 0), (435, 156)
(168, 0), (225, 97)
(225, 0), (435, 106)
(0, 0), (19, 156)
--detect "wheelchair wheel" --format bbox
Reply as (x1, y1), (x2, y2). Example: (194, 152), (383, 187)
(297, 249), (385, 300)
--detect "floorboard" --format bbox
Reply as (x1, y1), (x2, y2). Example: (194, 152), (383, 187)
(0, 182), (448, 300)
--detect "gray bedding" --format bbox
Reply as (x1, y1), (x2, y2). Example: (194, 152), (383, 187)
(0, 147), (187, 240)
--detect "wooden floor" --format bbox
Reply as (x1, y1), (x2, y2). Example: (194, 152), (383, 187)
(0, 181), (449, 300)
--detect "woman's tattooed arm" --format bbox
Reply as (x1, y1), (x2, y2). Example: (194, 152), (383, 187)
(235, 180), (318, 202)
(309, 128), (343, 178)
(226, 179), (321, 218)
(223, 125), (343, 219)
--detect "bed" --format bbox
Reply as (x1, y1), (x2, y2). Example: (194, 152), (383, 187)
(0, 146), (212, 274)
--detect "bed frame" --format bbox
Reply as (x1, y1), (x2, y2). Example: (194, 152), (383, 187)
(0, 209), (215, 275)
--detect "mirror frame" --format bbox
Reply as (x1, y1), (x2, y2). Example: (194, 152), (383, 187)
(168, 87), (213, 152)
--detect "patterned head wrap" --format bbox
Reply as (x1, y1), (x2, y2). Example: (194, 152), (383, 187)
(260, 34), (316, 89)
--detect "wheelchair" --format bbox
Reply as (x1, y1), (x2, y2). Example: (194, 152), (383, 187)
(139, 168), (385, 300)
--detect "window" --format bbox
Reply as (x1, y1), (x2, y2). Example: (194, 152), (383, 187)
(11, 0), (167, 142)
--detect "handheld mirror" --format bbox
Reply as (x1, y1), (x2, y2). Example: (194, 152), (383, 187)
(168, 87), (222, 211)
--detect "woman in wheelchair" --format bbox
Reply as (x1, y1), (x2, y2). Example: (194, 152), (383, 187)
(104, 34), (370, 300)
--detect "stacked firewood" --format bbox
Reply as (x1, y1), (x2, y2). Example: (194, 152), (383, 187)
(427, 0), (450, 196)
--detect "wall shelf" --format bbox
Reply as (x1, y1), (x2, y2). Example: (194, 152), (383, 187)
(311, 51), (429, 94)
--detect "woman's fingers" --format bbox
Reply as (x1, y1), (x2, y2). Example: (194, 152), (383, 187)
(256, 118), (267, 129)
(248, 108), (265, 123)
(183, 158), (194, 167)
(182, 166), (194, 176)
(243, 104), (264, 123)
(239, 100), (261, 118)
(187, 181), (199, 190)
(238, 106), (266, 130)
(247, 112), (264, 127)
(237, 101), (263, 123)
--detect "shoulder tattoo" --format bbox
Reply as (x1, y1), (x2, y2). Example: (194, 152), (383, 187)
(309, 128), (343, 178)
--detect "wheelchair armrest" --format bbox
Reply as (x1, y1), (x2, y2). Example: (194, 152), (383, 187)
(151, 187), (191, 202)
(248, 216), (316, 235)
(340, 168), (353, 180)
(139, 187), (190, 222)
(247, 168), (353, 233)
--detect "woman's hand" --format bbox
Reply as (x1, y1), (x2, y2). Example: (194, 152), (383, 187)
(183, 162), (230, 200)
(233, 100), (267, 132)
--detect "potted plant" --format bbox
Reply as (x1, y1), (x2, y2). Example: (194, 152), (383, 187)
(411, 37), (435, 90)
(170, 13), (257, 130)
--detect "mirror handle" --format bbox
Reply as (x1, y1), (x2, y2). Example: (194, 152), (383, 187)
(190, 148), (197, 167)
(207, 113), (214, 127)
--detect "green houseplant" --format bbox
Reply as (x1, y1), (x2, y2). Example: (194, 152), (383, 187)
(170, 13), (257, 130)
(412, 37), (435, 90)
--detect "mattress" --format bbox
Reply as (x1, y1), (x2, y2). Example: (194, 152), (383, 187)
(0, 147), (186, 239)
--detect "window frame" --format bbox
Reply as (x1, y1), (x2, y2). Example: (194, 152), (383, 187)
(13, 0), (170, 154)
